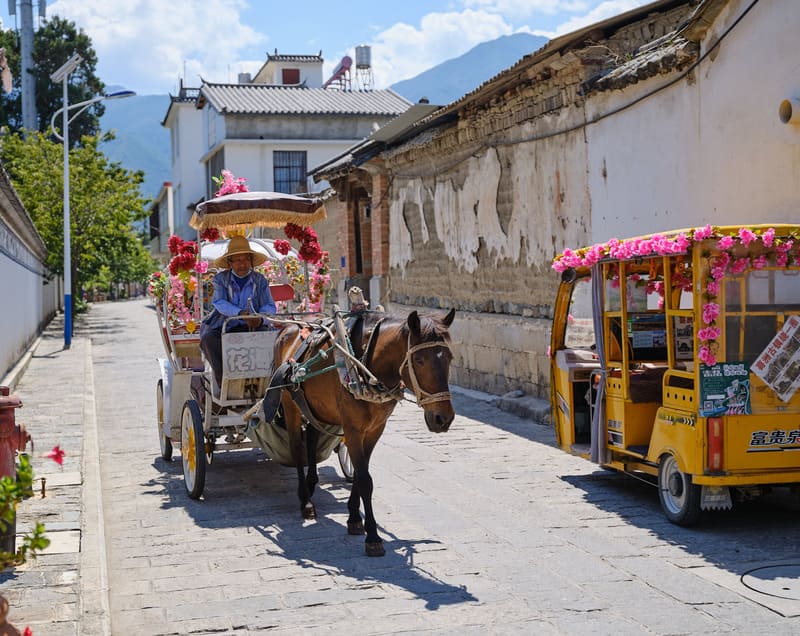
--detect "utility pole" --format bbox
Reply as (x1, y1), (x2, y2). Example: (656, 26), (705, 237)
(19, 0), (36, 131)
(10, 0), (46, 132)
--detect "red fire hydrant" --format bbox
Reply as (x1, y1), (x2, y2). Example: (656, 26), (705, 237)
(0, 386), (31, 554)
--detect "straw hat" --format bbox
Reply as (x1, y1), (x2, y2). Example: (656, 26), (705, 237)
(213, 235), (268, 269)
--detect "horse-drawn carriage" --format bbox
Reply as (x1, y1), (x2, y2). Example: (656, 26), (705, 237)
(154, 190), (349, 497)
(153, 187), (457, 556)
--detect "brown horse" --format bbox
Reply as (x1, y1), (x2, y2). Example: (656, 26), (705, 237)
(271, 308), (455, 556)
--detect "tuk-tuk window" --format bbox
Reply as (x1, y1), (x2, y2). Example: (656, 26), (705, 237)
(724, 269), (800, 364)
(564, 276), (594, 349)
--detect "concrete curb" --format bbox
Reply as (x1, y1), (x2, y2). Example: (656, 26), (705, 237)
(451, 385), (552, 425)
(0, 333), (45, 393)
(79, 337), (112, 635)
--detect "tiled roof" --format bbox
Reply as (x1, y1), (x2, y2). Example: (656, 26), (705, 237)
(266, 53), (323, 63)
(199, 82), (411, 116)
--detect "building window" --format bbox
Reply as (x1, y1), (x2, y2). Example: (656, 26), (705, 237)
(282, 68), (300, 84)
(273, 151), (307, 194)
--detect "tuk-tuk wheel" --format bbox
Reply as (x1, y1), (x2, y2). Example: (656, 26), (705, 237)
(181, 399), (206, 499)
(658, 454), (701, 526)
(156, 380), (173, 461)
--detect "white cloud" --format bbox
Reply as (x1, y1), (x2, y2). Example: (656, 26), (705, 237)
(462, 0), (591, 19)
(535, 0), (652, 37)
(360, 9), (513, 88)
(48, 0), (265, 94)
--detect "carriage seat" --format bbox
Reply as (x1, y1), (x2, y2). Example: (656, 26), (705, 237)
(269, 283), (295, 302)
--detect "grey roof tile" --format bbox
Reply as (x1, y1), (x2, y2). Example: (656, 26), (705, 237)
(200, 82), (411, 116)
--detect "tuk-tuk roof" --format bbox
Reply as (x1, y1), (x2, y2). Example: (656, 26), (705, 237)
(552, 224), (800, 273)
(190, 191), (327, 231)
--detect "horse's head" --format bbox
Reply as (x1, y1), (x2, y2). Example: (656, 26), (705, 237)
(402, 308), (456, 433)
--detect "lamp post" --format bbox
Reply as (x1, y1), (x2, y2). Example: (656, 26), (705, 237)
(49, 53), (135, 347)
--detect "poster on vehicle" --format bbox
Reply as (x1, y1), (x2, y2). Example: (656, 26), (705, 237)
(673, 316), (693, 360)
(750, 314), (800, 403)
(699, 362), (751, 416)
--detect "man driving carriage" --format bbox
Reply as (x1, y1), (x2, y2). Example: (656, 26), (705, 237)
(199, 235), (276, 387)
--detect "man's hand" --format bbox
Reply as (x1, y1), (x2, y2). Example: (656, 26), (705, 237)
(238, 310), (263, 330)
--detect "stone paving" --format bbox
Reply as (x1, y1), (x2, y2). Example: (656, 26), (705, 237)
(1, 298), (800, 634)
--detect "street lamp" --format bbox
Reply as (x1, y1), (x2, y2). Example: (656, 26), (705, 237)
(49, 53), (136, 347)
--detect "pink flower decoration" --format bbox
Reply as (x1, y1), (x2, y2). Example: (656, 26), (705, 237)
(702, 302), (720, 325)
(693, 225), (713, 241)
(552, 259), (568, 273)
(729, 257), (750, 275)
(762, 227), (775, 248)
(752, 254), (767, 270)
(738, 227), (757, 247)
(699, 345), (717, 367)
(673, 233), (690, 252)
(697, 326), (721, 342)
(706, 280), (719, 296)
(717, 236), (735, 250)
(195, 260), (209, 274)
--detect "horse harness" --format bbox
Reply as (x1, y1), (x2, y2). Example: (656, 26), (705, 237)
(259, 312), (451, 435)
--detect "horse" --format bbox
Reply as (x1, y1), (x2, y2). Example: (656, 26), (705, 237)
(269, 307), (456, 556)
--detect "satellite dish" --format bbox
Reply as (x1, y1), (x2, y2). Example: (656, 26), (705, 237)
(0, 48), (12, 94)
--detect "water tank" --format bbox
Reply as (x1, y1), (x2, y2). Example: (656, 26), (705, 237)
(355, 45), (371, 69)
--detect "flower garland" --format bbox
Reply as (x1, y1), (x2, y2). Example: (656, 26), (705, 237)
(553, 225), (800, 367)
(148, 234), (208, 331)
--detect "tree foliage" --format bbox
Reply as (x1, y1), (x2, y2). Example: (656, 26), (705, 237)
(0, 16), (104, 143)
(0, 131), (157, 298)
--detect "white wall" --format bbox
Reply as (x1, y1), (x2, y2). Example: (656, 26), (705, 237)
(164, 101), (206, 240)
(0, 224), (55, 383)
(586, 0), (800, 243)
(216, 139), (361, 194)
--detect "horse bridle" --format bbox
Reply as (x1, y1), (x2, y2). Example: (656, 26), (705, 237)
(400, 337), (452, 407)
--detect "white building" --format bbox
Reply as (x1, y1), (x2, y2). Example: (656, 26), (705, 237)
(156, 52), (410, 251)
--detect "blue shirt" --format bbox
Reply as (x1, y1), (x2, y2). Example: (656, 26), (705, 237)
(202, 269), (276, 331)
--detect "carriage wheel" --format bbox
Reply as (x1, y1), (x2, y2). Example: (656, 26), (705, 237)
(181, 399), (206, 499)
(337, 441), (354, 482)
(658, 453), (701, 526)
(156, 380), (173, 461)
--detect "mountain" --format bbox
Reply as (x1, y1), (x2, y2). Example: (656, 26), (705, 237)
(389, 32), (547, 106)
(99, 92), (171, 201)
(96, 32), (549, 201)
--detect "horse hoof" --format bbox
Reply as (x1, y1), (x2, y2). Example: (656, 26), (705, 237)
(347, 520), (365, 535)
(302, 503), (316, 520)
(365, 541), (385, 557)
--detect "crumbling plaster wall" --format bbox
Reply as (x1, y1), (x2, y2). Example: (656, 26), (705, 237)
(385, 123), (591, 397)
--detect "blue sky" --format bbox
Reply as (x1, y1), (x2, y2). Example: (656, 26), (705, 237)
(1, 0), (652, 95)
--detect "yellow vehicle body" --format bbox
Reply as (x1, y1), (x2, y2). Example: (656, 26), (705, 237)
(550, 224), (800, 525)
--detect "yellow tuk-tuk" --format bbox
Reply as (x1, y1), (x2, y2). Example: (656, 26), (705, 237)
(550, 224), (800, 525)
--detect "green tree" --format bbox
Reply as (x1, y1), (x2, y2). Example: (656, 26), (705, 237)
(0, 16), (104, 143)
(0, 131), (158, 306)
